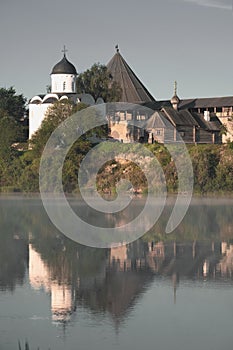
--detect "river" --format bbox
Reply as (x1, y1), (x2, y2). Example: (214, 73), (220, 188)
(0, 195), (233, 350)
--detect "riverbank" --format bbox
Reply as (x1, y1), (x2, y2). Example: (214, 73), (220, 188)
(0, 143), (232, 195)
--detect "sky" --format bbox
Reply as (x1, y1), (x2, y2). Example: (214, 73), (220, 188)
(0, 0), (232, 102)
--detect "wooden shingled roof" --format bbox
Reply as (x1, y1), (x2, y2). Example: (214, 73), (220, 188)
(162, 107), (199, 127)
(179, 96), (233, 109)
(107, 50), (155, 104)
(145, 111), (173, 129)
(144, 96), (233, 111)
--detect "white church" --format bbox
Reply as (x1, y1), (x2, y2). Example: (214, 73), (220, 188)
(29, 48), (97, 139)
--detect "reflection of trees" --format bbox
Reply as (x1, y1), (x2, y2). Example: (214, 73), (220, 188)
(0, 236), (28, 291)
(143, 199), (233, 243)
(0, 199), (29, 291)
(1, 197), (233, 327)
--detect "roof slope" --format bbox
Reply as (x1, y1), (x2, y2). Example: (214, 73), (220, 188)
(145, 111), (173, 129)
(192, 112), (221, 131)
(145, 96), (233, 111)
(179, 96), (233, 109)
(107, 51), (155, 104)
(162, 107), (199, 127)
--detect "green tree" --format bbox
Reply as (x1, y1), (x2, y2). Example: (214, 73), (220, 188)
(76, 63), (122, 102)
(0, 116), (23, 161)
(0, 87), (26, 122)
(30, 99), (79, 156)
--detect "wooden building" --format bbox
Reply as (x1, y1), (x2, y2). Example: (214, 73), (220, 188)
(107, 47), (232, 144)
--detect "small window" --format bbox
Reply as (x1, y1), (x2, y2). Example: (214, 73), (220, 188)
(63, 82), (66, 91)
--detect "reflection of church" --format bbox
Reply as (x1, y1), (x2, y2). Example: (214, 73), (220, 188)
(29, 46), (233, 143)
(29, 244), (76, 322)
(26, 238), (233, 328)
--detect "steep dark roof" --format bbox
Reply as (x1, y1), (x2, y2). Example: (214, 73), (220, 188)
(51, 54), (77, 75)
(144, 96), (233, 111)
(162, 107), (199, 127)
(161, 107), (221, 131)
(192, 112), (221, 131)
(107, 51), (155, 104)
(145, 111), (172, 129)
(179, 96), (233, 109)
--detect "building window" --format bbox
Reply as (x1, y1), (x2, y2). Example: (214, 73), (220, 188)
(156, 130), (162, 135)
(63, 82), (66, 91)
(223, 107), (231, 116)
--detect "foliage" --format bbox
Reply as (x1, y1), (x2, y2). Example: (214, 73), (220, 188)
(30, 100), (77, 157)
(1, 100), (233, 195)
(76, 63), (122, 102)
(0, 87), (26, 122)
(189, 145), (221, 193)
(0, 116), (23, 159)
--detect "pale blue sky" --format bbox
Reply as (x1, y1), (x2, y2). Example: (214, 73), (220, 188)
(0, 0), (232, 101)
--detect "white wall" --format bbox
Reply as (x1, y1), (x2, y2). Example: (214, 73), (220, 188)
(29, 103), (52, 139)
(51, 74), (76, 93)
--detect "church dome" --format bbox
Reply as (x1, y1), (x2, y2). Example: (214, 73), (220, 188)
(171, 94), (180, 104)
(51, 54), (77, 75)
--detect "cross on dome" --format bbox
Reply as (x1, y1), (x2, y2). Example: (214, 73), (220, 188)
(62, 45), (68, 57)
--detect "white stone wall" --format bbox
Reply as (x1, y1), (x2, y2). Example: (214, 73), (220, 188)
(29, 103), (52, 139)
(51, 73), (76, 93)
(218, 116), (233, 143)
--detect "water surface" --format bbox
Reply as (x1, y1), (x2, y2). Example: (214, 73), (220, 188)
(0, 196), (233, 350)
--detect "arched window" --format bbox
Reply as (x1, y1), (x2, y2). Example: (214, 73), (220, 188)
(63, 82), (66, 91)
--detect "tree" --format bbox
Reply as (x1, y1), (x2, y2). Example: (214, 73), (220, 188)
(76, 63), (122, 102)
(0, 87), (26, 122)
(30, 99), (79, 156)
(0, 116), (23, 161)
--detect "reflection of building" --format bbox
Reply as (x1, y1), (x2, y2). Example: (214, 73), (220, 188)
(29, 244), (50, 292)
(110, 245), (131, 271)
(28, 238), (233, 332)
(29, 244), (76, 322)
(218, 242), (233, 276)
(51, 283), (75, 322)
(146, 241), (165, 272)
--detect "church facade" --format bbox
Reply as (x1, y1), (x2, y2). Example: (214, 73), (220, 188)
(29, 47), (233, 143)
(29, 51), (78, 139)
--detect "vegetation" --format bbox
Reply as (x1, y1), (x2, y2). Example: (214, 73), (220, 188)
(76, 63), (122, 102)
(0, 86), (233, 195)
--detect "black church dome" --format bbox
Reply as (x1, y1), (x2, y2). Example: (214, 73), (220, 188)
(51, 54), (77, 75)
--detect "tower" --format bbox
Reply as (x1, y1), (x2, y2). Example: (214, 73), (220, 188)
(50, 46), (77, 94)
(170, 81), (180, 110)
(107, 45), (155, 103)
